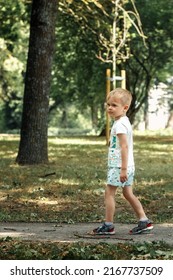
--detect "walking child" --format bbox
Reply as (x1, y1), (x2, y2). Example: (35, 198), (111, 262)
(93, 88), (153, 235)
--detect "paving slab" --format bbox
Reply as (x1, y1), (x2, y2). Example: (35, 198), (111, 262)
(0, 222), (172, 244)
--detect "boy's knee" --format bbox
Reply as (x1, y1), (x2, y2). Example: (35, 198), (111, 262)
(122, 187), (133, 199)
(105, 184), (116, 197)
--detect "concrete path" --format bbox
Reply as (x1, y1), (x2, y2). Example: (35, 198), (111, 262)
(0, 222), (173, 244)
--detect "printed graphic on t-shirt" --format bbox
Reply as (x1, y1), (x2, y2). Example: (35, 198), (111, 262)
(111, 135), (116, 148)
(107, 116), (134, 168)
(108, 133), (121, 167)
(108, 148), (120, 167)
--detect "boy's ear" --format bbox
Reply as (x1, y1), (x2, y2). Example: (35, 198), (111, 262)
(124, 104), (129, 112)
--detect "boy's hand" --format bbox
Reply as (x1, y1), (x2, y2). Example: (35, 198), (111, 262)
(120, 169), (128, 183)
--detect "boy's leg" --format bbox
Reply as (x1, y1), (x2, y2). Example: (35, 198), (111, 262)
(123, 186), (153, 234)
(105, 184), (117, 222)
(92, 184), (117, 235)
(122, 186), (147, 220)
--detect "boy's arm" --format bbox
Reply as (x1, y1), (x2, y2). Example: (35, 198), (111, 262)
(117, 133), (128, 183)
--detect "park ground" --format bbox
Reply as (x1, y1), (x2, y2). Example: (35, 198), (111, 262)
(0, 132), (173, 259)
(0, 221), (173, 244)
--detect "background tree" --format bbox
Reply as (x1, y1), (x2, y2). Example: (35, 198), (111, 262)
(50, 0), (146, 132)
(58, 0), (173, 126)
(0, 0), (29, 131)
(1, 0), (173, 136)
(50, 13), (107, 132)
(123, 0), (173, 125)
(16, 0), (57, 164)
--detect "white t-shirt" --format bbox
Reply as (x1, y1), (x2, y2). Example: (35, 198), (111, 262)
(108, 116), (135, 169)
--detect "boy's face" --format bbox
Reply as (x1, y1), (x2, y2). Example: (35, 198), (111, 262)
(107, 95), (129, 120)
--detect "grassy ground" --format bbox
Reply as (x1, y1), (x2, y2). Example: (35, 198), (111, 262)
(0, 132), (173, 259)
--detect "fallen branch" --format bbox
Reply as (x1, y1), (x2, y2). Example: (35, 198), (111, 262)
(40, 172), (56, 178)
(4, 228), (17, 231)
(74, 233), (133, 241)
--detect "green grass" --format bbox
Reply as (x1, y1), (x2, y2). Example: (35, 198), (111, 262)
(0, 132), (173, 260)
(0, 134), (172, 224)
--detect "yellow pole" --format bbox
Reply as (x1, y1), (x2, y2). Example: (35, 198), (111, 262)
(121, 70), (126, 89)
(106, 69), (111, 145)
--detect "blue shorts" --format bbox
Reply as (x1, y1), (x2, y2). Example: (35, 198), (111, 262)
(107, 167), (134, 187)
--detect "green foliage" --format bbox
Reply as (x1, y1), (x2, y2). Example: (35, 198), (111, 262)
(49, 105), (93, 133)
(0, 0), (30, 131)
(0, 0), (173, 132)
(0, 238), (172, 260)
(50, 12), (107, 132)
(124, 0), (173, 121)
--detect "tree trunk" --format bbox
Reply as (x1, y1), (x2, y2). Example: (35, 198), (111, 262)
(90, 103), (98, 131)
(166, 111), (173, 128)
(16, 0), (57, 165)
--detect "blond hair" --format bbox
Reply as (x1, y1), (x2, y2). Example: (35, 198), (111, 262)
(107, 88), (132, 106)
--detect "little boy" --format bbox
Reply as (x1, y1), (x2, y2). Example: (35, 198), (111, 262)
(93, 88), (153, 235)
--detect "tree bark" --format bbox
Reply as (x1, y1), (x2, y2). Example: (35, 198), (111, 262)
(16, 0), (57, 164)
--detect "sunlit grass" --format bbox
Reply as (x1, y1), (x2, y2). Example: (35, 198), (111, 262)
(0, 132), (173, 223)
(49, 136), (105, 146)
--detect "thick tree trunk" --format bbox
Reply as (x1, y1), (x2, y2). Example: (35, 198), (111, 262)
(16, 0), (57, 165)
